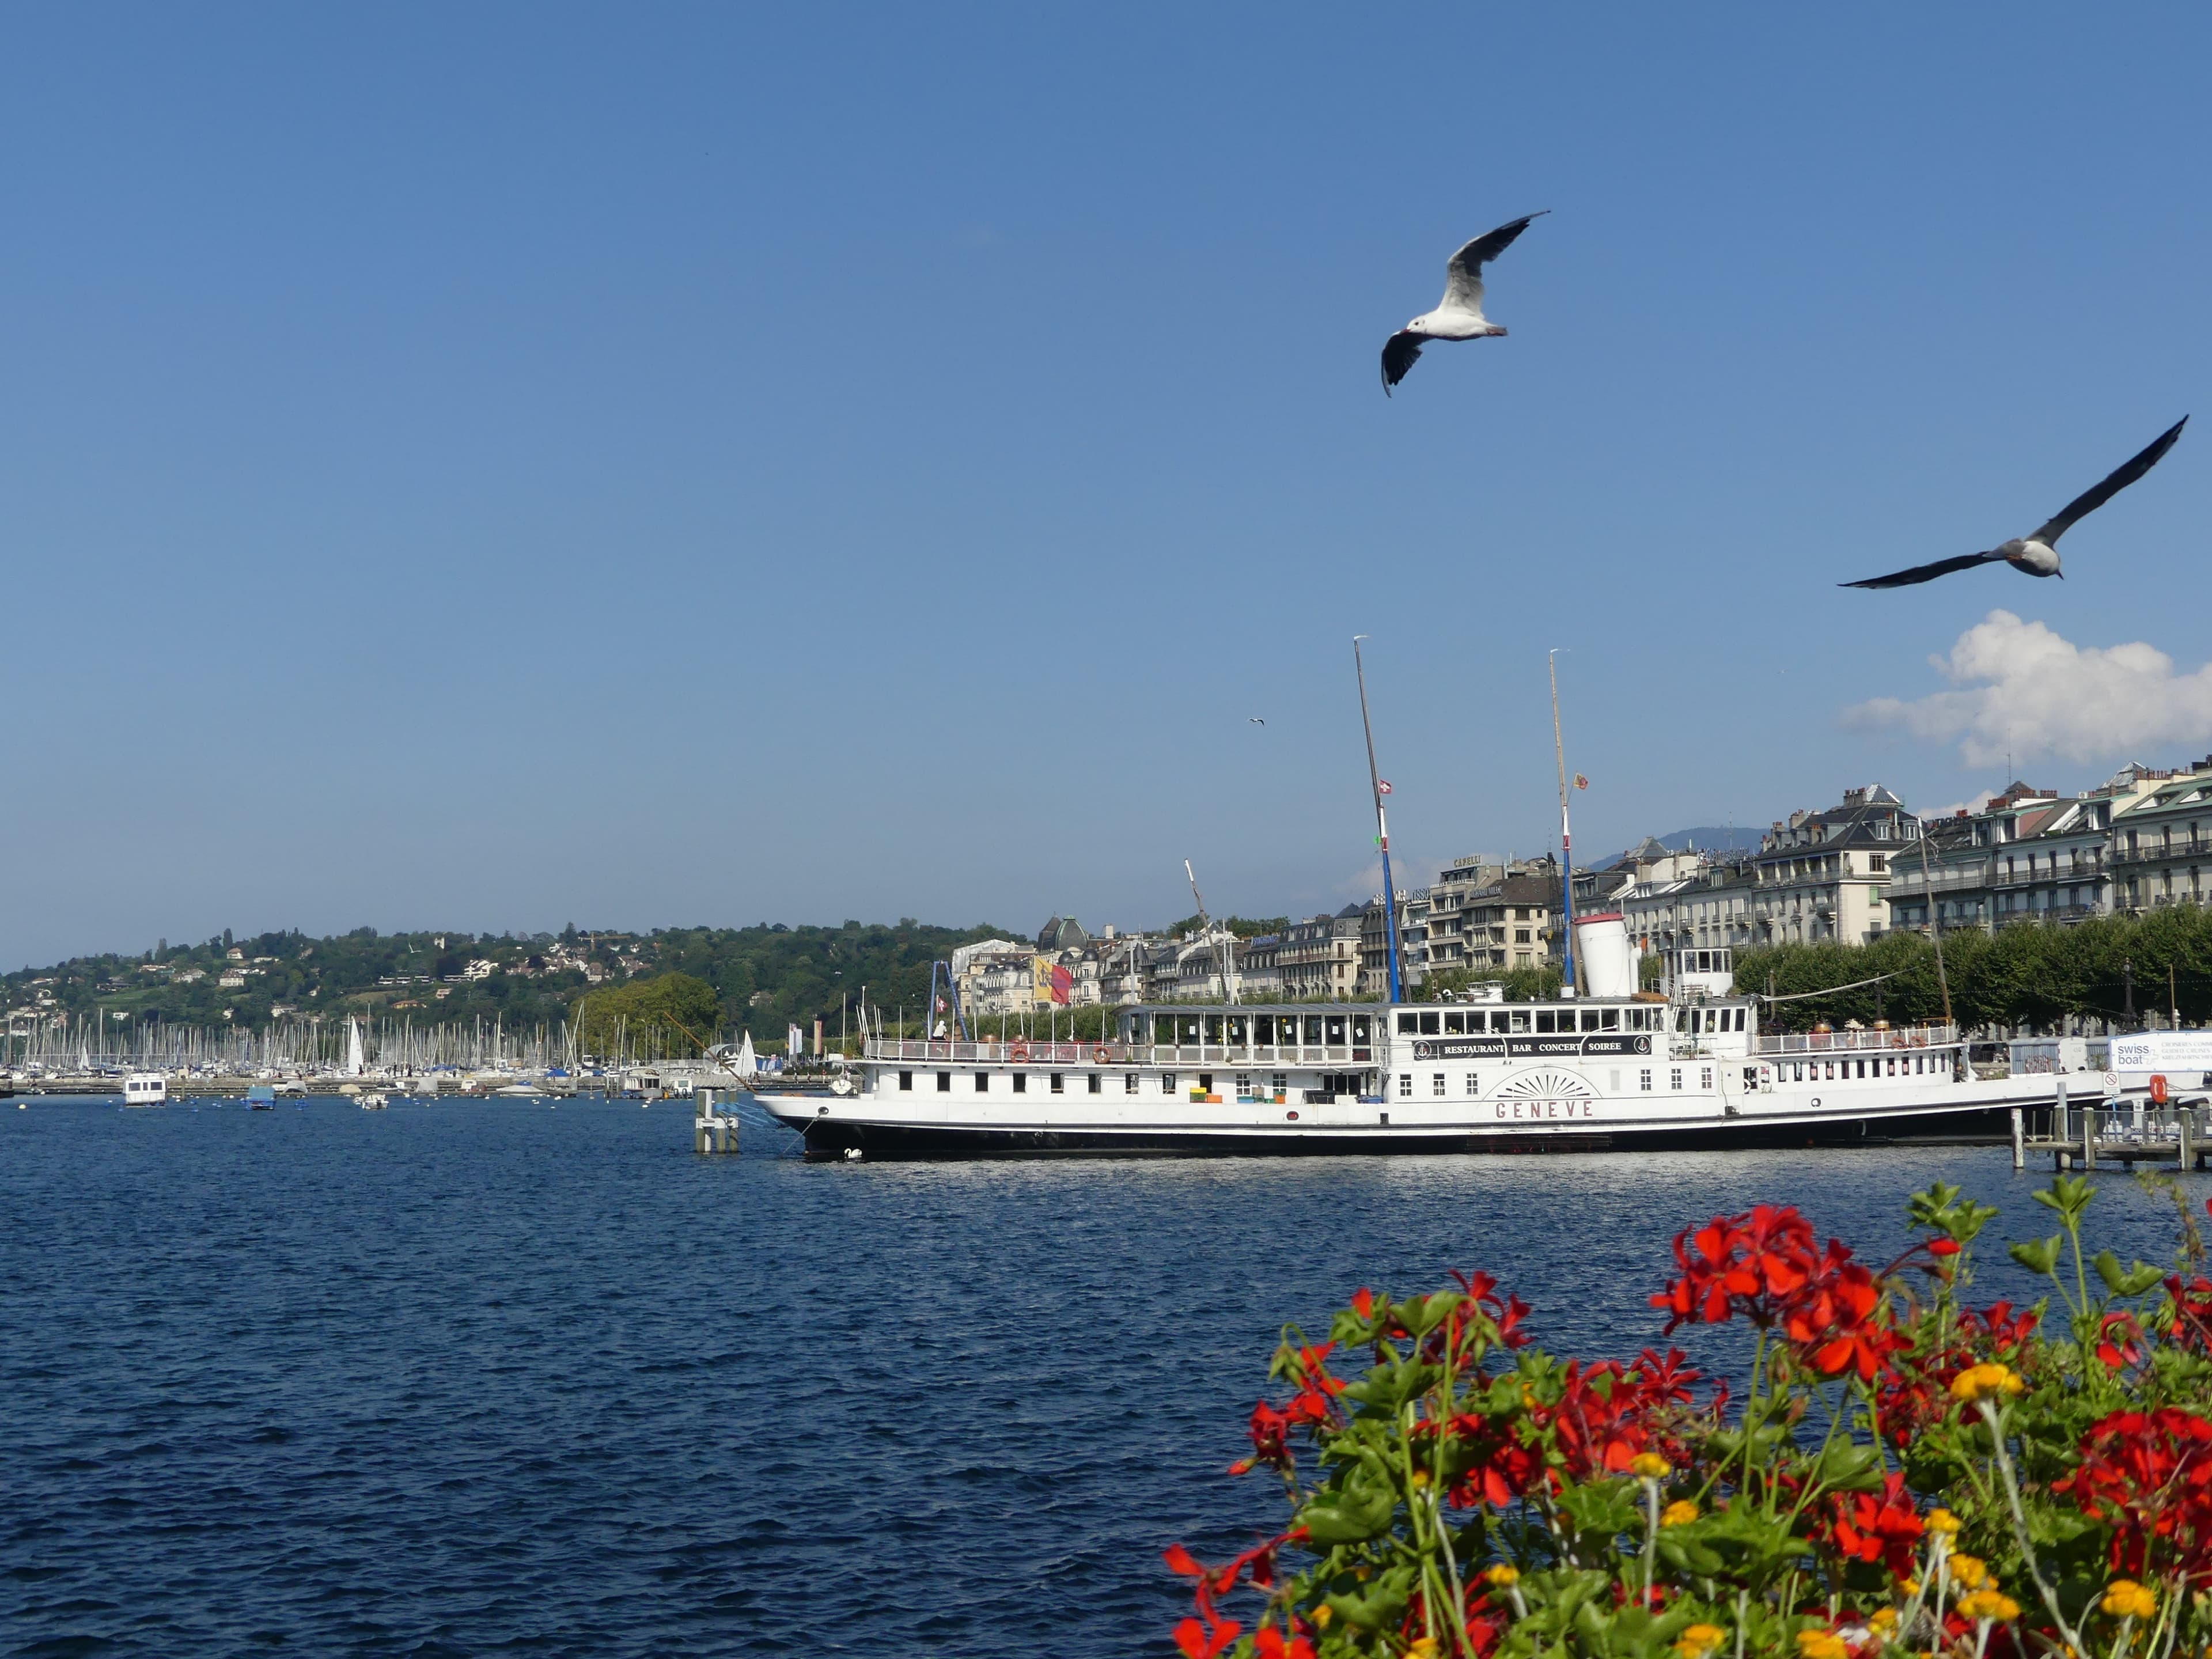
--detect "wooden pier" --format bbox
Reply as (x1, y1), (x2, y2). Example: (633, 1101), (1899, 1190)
(2014, 1078), (2209, 1172)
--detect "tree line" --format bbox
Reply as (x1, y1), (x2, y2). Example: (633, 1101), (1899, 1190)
(1731, 907), (2212, 1034)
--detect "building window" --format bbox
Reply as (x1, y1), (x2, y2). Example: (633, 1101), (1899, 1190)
(1514, 929), (1531, 945)
(937, 1072), (951, 1092)
(899, 1071), (912, 1092)
(1639, 1069), (1652, 1092)
(1398, 1073), (1413, 1098)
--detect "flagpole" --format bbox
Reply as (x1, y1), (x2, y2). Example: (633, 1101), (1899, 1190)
(1550, 649), (1577, 997)
(1353, 636), (1403, 1004)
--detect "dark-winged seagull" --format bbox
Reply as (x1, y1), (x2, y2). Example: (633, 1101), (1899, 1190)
(1843, 417), (2188, 589)
(1380, 213), (1547, 395)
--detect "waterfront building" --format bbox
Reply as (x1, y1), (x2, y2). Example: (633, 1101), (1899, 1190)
(1749, 785), (1915, 945)
(1623, 853), (1759, 964)
(1278, 908), (1362, 999)
(2109, 757), (2212, 914)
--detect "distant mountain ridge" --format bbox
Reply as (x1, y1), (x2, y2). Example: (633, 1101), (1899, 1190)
(1598, 825), (1760, 868)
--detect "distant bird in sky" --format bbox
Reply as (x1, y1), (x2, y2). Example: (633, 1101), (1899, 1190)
(1843, 416), (2188, 589)
(1248, 717), (1265, 725)
(1381, 212), (1547, 395)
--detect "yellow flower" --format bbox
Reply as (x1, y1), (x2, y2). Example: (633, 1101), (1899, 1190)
(1924, 1508), (1961, 1535)
(1901, 1578), (1922, 1597)
(1312, 1605), (1334, 1630)
(1410, 1468), (1431, 1488)
(1631, 1452), (1672, 1480)
(1410, 1641), (1441, 1659)
(1484, 1564), (1520, 1589)
(1957, 1590), (2020, 1622)
(1868, 1608), (1899, 1634)
(1676, 1625), (1727, 1659)
(2103, 1581), (2158, 1621)
(1950, 1363), (2025, 1403)
(1661, 1499), (1700, 1527)
(1797, 1629), (1849, 1659)
(1946, 1554), (1987, 1590)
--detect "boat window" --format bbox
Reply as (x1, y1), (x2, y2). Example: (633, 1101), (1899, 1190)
(1271, 1073), (1286, 1094)
(1397, 1012), (1420, 1035)
(1535, 1011), (1556, 1033)
(1204, 1016), (1224, 1044)
(1419, 1013), (1440, 1035)
(1581, 1010), (1601, 1032)
(1442, 1012), (1464, 1034)
(1125, 1073), (1139, 1094)
(938, 1072), (951, 1092)
(1088, 1073), (1102, 1094)
(1397, 1074), (1412, 1097)
(1509, 1010), (1529, 1032)
(976, 1073), (989, 1092)
(1600, 1009), (1619, 1031)
(1227, 1018), (1247, 1045)
(1432, 1073), (1445, 1096)
(1253, 1016), (1275, 1044)
(1049, 1073), (1063, 1094)
(1465, 1073), (1479, 1094)
(1325, 1016), (1347, 1044)
(1304, 1016), (1325, 1044)
(899, 1071), (912, 1091)
(1160, 1073), (1175, 1094)
(1012, 1073), (1027, 1093)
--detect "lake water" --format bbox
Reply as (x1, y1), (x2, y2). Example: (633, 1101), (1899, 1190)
(3, 1097), (2197, 1657)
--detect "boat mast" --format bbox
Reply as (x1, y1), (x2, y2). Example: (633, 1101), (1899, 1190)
(1352, 636), (1403, 1004)
(1550, 649), (1578, 997)
(1185, 859), (1236, 1004)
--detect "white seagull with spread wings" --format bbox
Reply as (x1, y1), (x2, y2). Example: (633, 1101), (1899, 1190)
(1381, 213), (1547, 395)
(1843, 417), (2188, 589)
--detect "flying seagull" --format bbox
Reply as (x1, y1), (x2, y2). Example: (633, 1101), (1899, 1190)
(1842, 416), (2188, 589)
(1381, 213), (1547, 395)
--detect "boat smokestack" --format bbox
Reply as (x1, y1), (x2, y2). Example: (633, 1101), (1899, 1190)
(1572, 912), (1634, 1000)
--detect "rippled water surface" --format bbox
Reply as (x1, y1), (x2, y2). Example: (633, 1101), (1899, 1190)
(3, 1098), (2198, 1657)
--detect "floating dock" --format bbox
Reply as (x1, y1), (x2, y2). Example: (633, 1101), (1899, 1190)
(2014, 1078), (2207, 1171)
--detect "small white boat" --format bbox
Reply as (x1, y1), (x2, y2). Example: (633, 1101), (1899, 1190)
(122, 1073), (168, 1108)
(359, 1092), (388, 1110)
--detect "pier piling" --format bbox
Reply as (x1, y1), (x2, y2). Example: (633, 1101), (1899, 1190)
(2010, 1108), (2024, 1172)
(695, 1088), (739, 1155)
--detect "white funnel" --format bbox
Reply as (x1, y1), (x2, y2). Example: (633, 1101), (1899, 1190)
(1573, 912), (1635, 999)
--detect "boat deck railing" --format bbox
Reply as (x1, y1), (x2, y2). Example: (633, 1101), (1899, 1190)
(865, 1039), (1374, 1067)
(1754, 1024), (1957, 1056)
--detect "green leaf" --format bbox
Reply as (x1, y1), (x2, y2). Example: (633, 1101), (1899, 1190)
(1296, 1478), (1396, 1545)
(2031, 1173), (2097, 1222)
(2089, 1249), (2164, 1297)
(2008, 1234), (2064, 1276)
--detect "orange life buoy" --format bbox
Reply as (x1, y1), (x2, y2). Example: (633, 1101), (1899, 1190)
(1093, 1046), (1111, 1065)
(1009, 1040), (1029, 1061)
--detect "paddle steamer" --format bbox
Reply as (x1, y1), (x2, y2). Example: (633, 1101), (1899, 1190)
(752, 921), (2059, 1158)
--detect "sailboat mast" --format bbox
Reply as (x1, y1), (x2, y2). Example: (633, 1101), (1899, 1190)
(1550, 649), (1578, 996)
(1352, 636), (1403, 1005)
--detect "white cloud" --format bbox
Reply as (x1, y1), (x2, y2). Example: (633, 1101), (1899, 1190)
(1847, 610), (2212, 767)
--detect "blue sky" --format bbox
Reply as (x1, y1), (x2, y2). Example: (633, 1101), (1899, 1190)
(4, 5), (2209, 966)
